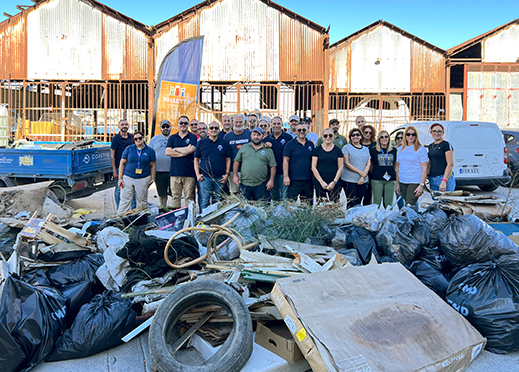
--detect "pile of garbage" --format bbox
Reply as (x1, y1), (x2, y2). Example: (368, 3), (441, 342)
(1, 186), (519, 371)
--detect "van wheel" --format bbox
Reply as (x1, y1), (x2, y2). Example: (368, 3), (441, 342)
(478, 184), (498, 192)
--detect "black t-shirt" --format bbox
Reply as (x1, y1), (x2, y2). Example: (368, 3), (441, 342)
(312, 145), (344, 183)
(111, 133), (134, 168)
(369, 146), (397, 181)
(428, 140), (453, 177)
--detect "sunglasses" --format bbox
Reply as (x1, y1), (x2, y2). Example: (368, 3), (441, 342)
(209, 126), (219, 130)
(406, 133), (417, 137)
(351, 133), (361, 137)
(379, 135), (389, 139)
(199, 127), (208, 130)
(249, 119), (257, 122)
(259, 124), (268, 128)
(297, 128), (307, 133)
(178, 121), (189, 125)
(395, 136), (403, 140)
(323, 134), (333, 139)
(364, 131), (372, 135)
(431, 130), (443, 134)
(161, 125), (170, 129)
(134, 136), (143, 141)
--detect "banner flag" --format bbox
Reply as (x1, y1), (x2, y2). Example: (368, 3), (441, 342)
(152, 36), (204, 135)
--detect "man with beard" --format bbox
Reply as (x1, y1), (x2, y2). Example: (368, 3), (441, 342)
(287, 114), (300, 138)
(190, 118), (199, 138)
(197, 122), (208, 139)
(110, 119), (135, 209)
(148, 120), (172, 207)
(247, 113), (258, 131)
(264, 116), (293, 200)
(283, 121), (315, 203)
(224, 114), (251, 194)
(317, 118), (348, 148)
(233, 127), (276, 201)
(218, 115), (233, 139)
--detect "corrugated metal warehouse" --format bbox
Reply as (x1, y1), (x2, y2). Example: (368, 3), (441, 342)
(446, 18), (519, 128)
(329, 20), (446, 134)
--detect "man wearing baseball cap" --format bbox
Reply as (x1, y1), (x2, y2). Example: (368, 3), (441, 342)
(233, 127), (276, 201)
(148, 120), (172, 207)
(287, 114), (300, 139)
(317, 118), (348, 148)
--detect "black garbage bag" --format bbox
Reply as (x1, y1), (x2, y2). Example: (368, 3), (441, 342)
(421, 203), (448, 248)
(418, 245), (453, 273)
(60, 281), (97, 327)
(22, 269), (51, 287)
(346, 226), (377, 265)
(445, 254), (519, 353)
(375, 211), (421, 266)
(340, 249), (362, 266)
(116, 229), (199, 293)
(439, 214), (519, 267)
(0, 276), (67, 372)
(48, 291), (139, 361)
(409, 260), (450, 298)
(331, 226), (348, 251)
(46, 253), (105, 287)
(411, 219), (431, 247)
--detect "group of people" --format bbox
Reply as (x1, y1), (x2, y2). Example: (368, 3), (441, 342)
(110, 114), (455, 214)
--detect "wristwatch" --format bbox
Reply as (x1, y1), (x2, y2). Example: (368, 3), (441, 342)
(332, 180), (337, 184)
(419, 182), (425, 186)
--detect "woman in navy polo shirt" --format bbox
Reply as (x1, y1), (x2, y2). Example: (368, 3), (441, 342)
(118, 131), (157, 213)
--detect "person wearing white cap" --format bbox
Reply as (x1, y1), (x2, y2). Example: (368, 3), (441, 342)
(288, 115), (300, 138)
(148, 120), (172, 207)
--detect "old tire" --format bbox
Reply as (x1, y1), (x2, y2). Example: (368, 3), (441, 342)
(149, 279), (253, 372)
(478, 184), (498, 192)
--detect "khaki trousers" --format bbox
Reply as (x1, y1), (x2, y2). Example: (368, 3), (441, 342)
(170, 176), (195, 209)
(118, 175), (151, 214)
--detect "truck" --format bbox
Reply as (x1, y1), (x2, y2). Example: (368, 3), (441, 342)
(0, 140), (114, 202)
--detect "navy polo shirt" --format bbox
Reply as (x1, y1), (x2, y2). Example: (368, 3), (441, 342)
(283, 138), (315, 181)
(194, 137), (231, 179)
(265, 132), (293, 175)
(111, 133), (134, 168)
(224, 130), (251, 161)
(122, 144), (156, 179)
(167, 132), (198, 177)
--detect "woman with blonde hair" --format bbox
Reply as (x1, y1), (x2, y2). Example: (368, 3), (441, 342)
(369, 130), (397, 208)
(395, 126), (428, 207)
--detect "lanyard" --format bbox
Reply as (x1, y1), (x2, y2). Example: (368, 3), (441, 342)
(381, 148), (389, 164)
(136, 147), (143, 169)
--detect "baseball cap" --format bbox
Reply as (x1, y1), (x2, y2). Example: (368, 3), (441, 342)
(289, 115), (300, 122)
(160, 120), (171, 128)
(252, 127), (264, 135)
(303, 117), (312, 124)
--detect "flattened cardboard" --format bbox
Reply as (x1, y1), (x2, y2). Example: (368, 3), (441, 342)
(271, 263), (486, 372)
(255, 321), (304, 363)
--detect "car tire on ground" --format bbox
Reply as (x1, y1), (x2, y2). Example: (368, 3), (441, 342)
(478, 184), (499, 192)
(149, 279), (253, 372)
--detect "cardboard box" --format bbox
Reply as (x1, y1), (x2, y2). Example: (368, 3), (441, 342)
(271, 263), (486, 372)
(255, 320), (304, 363)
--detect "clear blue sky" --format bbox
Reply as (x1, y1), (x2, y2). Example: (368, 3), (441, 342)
(1, 0), (518, 50)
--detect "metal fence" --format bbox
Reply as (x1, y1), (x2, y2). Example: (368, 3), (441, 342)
(0, 80), (150, 142)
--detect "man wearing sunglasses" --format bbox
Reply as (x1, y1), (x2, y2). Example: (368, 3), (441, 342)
(165, 116), (198, 209)
(110, 119), (136, 210)
(233, 127), (276, 201)
(194, 122), (231, 210)
(317, 118), (348, 148)
(264, 116), (293, 200)
(283, 121), (315, 203)
(224, 114), (251, 194)
(247, 113), (258, 131)
(148, 120), (172, 207)
(189, 119), (199, 139)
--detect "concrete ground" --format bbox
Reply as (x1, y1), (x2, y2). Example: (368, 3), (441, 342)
(28, 185), (519, 371)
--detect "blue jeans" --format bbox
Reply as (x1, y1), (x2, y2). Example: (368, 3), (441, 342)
(240, 182), (270, 201)
(429, 174), (456, 192)
(114, 173), (136, 210)
(271, 174), (287, 201)
(199, 176), (226, 210)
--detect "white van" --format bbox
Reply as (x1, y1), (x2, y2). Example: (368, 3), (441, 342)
(391, 121), (510, 191)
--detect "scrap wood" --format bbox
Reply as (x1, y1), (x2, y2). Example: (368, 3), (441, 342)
(172, 312), (215, 354)
(197, 202), (240, 225)
(20, 213), (90, 246)
(259, 235), (338, 264)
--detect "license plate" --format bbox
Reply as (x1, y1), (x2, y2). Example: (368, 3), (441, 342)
(459, 167), (480, 174)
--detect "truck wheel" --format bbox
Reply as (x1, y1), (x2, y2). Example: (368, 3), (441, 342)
(49, 185), (67, 204)
(478, 184), (498, 192)
(149, 280), (253, 372)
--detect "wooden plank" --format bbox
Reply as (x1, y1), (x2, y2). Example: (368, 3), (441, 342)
(171, 312), (214, 355)
(197, 202), (240, 225)
(35, 230), (65, 245)
(41, 220), (89, 246)
(259, 235), (338, 263)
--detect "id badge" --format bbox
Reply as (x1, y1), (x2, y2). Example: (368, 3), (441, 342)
(383, 172), (391, 181)
(135, 168), (143, 175)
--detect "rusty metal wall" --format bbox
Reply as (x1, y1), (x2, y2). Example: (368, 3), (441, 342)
(410, 41), (445, 93)
(0, 80), (150, 142)
(27, 0), (103, 80)
(179, 13), (200, 41)
(279, 12), (324, 82)
(350, 26), (411, 93)
(329, 43), (351, 93)
(124, 26), (149, 80)
(483, 24), (519, 63)
(0, 13), (27, 80)
(467, 64), (519, 128)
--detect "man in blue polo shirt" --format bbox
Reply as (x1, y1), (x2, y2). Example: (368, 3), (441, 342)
(194, 121), (231, 210)
(283, 121), (315, 203)
(264, 116), (293, 201)
(224, 114), (251, 194)
(165, 116), (198, 209)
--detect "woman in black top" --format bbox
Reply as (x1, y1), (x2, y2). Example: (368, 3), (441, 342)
(360, 124), (376, 205)
(369, 130), (397, 208)
(428, 123), (455, 192)
(311, 128), (344, 202)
